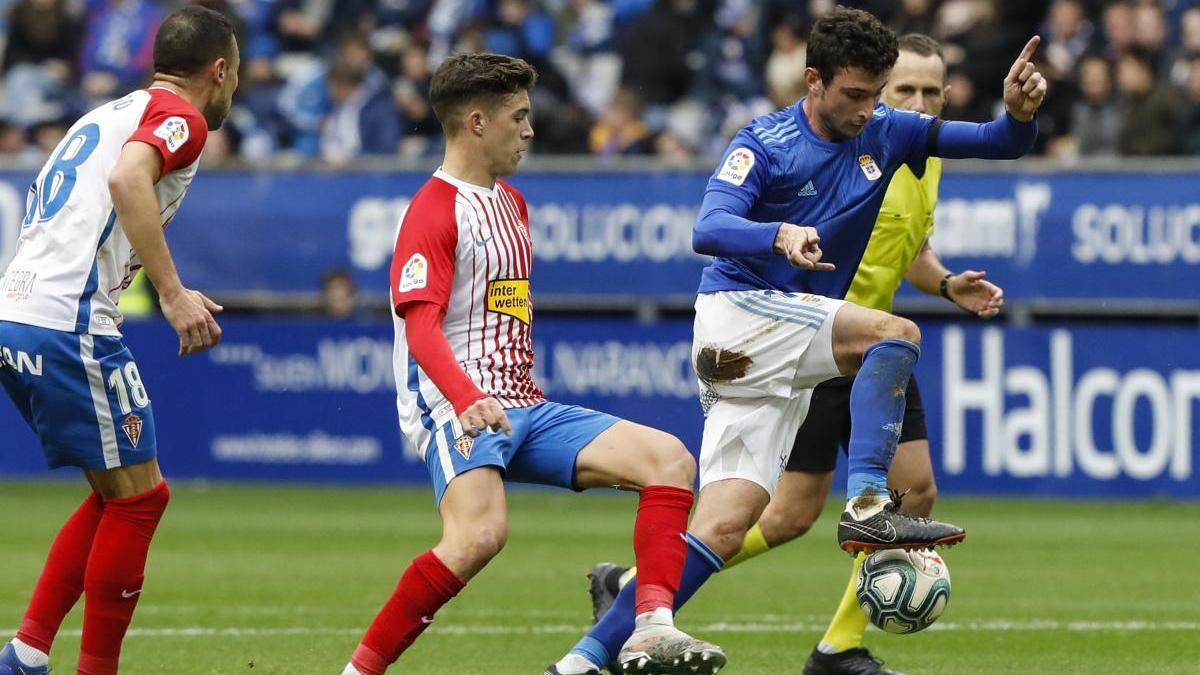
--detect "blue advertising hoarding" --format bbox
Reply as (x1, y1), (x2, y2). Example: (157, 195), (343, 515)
(1, 167), (1199, 303)
(2, 316), (1197, 499)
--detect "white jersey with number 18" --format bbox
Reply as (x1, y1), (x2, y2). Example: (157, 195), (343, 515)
(0, 87), (208, 336)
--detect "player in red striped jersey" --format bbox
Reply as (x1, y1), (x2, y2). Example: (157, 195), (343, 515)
(340, 54), (725, 675)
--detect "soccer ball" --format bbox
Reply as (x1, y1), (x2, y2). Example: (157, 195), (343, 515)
(855, 549), (951, 634)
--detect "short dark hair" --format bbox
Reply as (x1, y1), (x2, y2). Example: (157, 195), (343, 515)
(430, 53), (538, 136)
(898, 33), (943, 60)
(1119, 46), (1155, 72)
(153, 6), (235, 78)
(807, 6), (898, 84)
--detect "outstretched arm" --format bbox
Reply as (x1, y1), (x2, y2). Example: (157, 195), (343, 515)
(930, 36), (1047, 160)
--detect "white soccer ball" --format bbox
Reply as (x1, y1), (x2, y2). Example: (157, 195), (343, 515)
(855, 549), (951, 634)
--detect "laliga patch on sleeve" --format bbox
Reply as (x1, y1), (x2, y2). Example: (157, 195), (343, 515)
(398, 253), (428, 292)
(716, 147), (756, 186)
(152, 116), (189, 153)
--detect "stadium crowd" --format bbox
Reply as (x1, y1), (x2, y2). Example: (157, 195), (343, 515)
(0, 0), (1198, 165)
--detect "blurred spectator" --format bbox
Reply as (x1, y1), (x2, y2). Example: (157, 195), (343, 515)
(320, 268), (361, 319)
(617, 0), (706, 107)
(558, 0), (621, 116)
(1169, 7), (1200, 85)
(1041, 0), (1094, 77)
(320, 56), (400, 163)
(692, 0), (768, 107)
(589, 87), (651, 156)
(277, 58), (330, 158)
(0, 118), (24, 153)
(1101, 1), (1137, 62)
(3, 0), (81, 74)
(942, 67), (995, 122)
(890, 0), (937, 37)
(764, 17), (807, 108)
(1067, 55), (1122, 157)
(393, 42), (441, 157)
(484, 0), (571, 100)
(1116, 47), (1180, 156)
(80, 0), (163, 102)
(29, 116), (69, 154)
(1134, 1), (1168, 72)
(1177, 55), (1200, 154)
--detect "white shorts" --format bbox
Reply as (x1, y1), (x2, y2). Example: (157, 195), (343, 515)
(692, 290), (846, 496)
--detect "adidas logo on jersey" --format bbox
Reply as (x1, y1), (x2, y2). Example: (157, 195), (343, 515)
(798, 181), (817, 197)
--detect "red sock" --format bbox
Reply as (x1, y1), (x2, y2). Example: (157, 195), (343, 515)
(351, 550), (465, 675)
(16, 492), (105, 654)
(633, 485), (694, 615)
(77, 482), (170, 675)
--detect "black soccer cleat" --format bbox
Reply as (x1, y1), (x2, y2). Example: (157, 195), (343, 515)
(587, 562), (630, 624)
(803, 646), (906, 675)
(837, 489), (965, 554)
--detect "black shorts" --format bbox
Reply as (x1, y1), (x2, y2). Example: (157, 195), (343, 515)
(785, 375), (927, 473)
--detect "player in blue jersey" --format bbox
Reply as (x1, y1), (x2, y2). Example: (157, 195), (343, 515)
(546, 7), (1046, 674)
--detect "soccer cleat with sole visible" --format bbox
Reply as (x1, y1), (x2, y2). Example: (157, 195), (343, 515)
(587, 562), (629, 624)
(617, 616), (726, 675)
(838, 489), (965, 554)
(0, 643), (50, 675)
(803, 646), (905, 675)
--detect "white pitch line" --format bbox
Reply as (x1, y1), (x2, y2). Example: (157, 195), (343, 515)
(4, 620), (1197, 639)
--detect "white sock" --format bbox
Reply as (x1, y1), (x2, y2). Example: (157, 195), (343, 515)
(553, 653), (601, 674)
(340, 663), (363, 675)
(11, 638), (49, 668)
(845, 493), (889, 518)
(635, 606), (674, 628)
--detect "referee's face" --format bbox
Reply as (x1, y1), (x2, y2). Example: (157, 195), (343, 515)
(808, 66), (888, 142)
(882, 50), (947, 117)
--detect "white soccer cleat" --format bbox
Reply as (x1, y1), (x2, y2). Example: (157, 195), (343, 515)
(617, 613), (726, 674)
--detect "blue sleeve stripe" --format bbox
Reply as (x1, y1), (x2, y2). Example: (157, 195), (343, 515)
(760, 130), (801, 146)
(754, 119), (798, 142)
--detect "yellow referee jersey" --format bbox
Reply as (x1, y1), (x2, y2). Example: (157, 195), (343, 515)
(845, 158), (941, 313)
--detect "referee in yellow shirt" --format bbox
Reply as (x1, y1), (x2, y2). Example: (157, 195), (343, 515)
(588, 34), (1006, 675)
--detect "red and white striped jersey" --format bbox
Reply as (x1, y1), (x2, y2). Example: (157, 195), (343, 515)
(390, 169), (544, 452)
(0, 87), (207, 335)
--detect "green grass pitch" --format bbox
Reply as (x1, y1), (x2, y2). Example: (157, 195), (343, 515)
(1, 482), (1198, 674)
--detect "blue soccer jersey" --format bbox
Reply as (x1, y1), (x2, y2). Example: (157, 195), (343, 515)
(694, 100), (1036, 298)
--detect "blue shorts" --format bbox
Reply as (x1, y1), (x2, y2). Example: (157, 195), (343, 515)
(424, 401), (619, 505)
(0, 321), (157, 470)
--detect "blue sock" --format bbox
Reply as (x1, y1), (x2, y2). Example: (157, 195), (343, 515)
(569, 533), (724, 669)
(846, 338), (920, 498)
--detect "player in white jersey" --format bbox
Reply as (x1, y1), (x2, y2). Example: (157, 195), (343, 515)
(0, 8), (238, 675)
(339, 54), (723, 675)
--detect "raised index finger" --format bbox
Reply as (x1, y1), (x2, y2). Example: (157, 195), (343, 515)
(1007, 36), (1041, 79)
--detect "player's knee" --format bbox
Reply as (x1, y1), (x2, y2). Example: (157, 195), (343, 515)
(759, 499), (821, 546)
(691, 516), (751, 561)
(452, 522), (509, 565)
(877, 315), (920, 346)
(642, 434), (696, 489)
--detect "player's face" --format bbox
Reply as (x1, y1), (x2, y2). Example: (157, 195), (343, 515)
(808, 66), (889, 141)
(204, 37), (240, 130)
(483, 90), (534, 177)
(881, 50), (947, 116)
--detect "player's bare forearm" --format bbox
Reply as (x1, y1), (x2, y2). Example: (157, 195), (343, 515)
(904, 240), (951, 296)
(109, 142), (184, 300)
